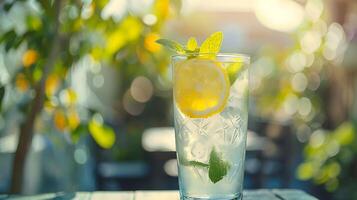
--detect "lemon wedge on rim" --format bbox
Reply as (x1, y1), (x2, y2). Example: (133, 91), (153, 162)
(174, 58), (230, 118)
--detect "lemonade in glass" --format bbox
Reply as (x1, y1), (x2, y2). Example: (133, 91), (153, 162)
(158, 32), (249, 200)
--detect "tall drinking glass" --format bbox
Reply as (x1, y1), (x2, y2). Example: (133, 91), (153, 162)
(172, 53), (249, 200)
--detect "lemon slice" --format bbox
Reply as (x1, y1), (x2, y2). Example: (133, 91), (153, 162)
(174, 58), (230, 118)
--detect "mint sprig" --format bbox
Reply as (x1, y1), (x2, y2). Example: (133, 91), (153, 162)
(208, 147), (231, 183)
(178, 147), (231, 184)
(156, 31), (223, 57)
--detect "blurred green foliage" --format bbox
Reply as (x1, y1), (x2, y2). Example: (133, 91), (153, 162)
(0, 0), (179, 150)
(249, 0), (356, 198)
(297, 122), (357, 195)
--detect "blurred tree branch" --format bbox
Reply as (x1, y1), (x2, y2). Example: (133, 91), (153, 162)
(10, 0), (63, 194)
(326, 0), (352, 128)
(0, 86), (4, 111)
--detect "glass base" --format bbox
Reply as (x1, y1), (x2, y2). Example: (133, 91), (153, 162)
(181, 193), (242, 200)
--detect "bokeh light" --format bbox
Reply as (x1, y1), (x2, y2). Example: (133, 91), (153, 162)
(130, 76), (154, 103)
(305, 0), (324, 22)
(291, 73), (308, 92)
(287, 51), (307, 73)
(300, 30), (322, 54)
(123, 90), (145, 116)
(254, 0), (304, 32)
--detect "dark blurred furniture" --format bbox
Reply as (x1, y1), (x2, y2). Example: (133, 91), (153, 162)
(94, 122), (298, 191)
(246, 118), (296, 189)
(96, 161), (149, 190)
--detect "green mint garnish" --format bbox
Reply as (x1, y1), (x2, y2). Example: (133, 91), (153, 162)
(200, 31), (223, 55)
(186, 37), (198, 51)
(226, 58), (243, 84)
(189, 160), (210, 168)
(179, 155), (209, 168)
(156, 39), (185, 54)
(178, 147), (230, 184)
(156, 31), (223, 58)
(208, 147), (231, 183)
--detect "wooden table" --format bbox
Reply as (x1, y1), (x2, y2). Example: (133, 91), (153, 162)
(0, 190), (318, 200)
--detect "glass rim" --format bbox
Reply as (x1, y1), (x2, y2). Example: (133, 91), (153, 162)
(171, 53), (250, 63)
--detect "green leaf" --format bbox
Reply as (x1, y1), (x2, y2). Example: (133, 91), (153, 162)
(4, 2), (14, 12)
(3, 31), (17, 52)
(178, 155), (209, 168)
(0, 86), (4, 112)
(89, 119), (116, 149)
(178, 147), (231, 183)
(226, 58), (243, 84)
(208, 147), (230, 183)
(200, 31), (223, 55)
(186, 37), (198, 51)
(27, 15), (42, 31)
(156, 39), (185, 54)
(188, 160), (210, 168)
(333, 122), (355, 145)
(70, 124), (88, 143)
(0, 30), (16, 44)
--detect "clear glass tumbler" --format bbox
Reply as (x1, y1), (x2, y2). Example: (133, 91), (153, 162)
(172, 53), (249, 200)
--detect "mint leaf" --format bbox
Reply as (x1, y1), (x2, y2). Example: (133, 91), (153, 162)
(0, 86), (4, 112)
(188, 160), (209, 168)
(208, 148), (230, 183)
(226, 59), (243, 84)
(157, 32), (224, 58)
(178, 147), (230, 183)
(200, 32), (223, 55)
(178, 155), (209, 168)
(186, 37), (198, 51)
(156, 39), (185, 54)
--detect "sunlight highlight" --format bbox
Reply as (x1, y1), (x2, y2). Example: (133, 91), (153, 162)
(254, 0), (304, 32)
